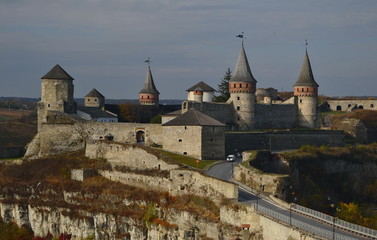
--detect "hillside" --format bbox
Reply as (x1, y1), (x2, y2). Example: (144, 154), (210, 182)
(0, 108), (37, 147)
(282, 144), (377, 229)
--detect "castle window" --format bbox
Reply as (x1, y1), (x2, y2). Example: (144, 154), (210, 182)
(183, 152), (187, 155)
(302, 88), (304, 92)
(237, 117), (240, 121)
(95, 99), (97, 102)
(239, 84), (242, 88)
(300, 99), (302, 103)
(237, 106), (240, 111)
(336, 105), (342, 111)
(370, 104), (374, 108)
(88, 99), (90, 101)
(237, 97), (240, 100)
(141, 96), (143, 99)
(178, 139), (182, 142)
(246, 84), (248, 88)
(184, 126), (187, 130)
(348, 104), (351, 107)
(234, 84), (236, 88)
(48, 104), (50, 108)
(147, 96), (150, 99)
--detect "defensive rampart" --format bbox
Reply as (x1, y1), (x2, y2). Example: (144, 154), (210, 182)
(225, 130), (344, 154)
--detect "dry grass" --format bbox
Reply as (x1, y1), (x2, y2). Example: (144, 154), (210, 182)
(331, 109), (377, 128)
(0, 109), (37, 147)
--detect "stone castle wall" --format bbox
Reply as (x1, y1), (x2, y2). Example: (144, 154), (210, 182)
(234, 163), (289, 195)
(26, 121), (163, 158)
(254, 103), (297, 129)
(85, 142), (238, 201)
(225, 130), (344, 155)
(327, 99), (377, 111)
(85, 141), (178, 171)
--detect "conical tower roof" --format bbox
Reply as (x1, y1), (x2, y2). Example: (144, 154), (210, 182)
(85, 88), (104, 98)
(139, 66), (160, 94)
(230, 42), (257, 83)
(41, 64), (74, 80)
(294, 51), (319, 87)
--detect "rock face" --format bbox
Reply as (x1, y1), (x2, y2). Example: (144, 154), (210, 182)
(0, 187), (260, 240)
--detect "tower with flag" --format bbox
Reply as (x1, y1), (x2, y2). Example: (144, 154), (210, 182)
(139, 58), (160, 106)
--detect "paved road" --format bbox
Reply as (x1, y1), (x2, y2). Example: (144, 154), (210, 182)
(205, 161), (372, 240)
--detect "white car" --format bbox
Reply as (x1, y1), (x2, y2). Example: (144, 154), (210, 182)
(226, 154), (235, 162)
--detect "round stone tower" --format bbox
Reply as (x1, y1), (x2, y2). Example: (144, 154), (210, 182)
(293, 50), (319, 128)
(139, 65), (160, 106)
(37, 64), (76, 129)
(192, 88), (204, 103)
(228, 41), (257, 130)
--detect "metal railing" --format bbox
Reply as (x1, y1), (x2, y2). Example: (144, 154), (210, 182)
(257, 205), (359, 240)
(292, 204), (377, 239)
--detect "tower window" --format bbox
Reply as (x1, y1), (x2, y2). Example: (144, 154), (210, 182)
(95, 99), (97, 102)
(237, 106), (240, 111)
(348, 104), (351, 107)
(178, 139), (182, 142)
(299, 99), (302, 103)
(88, 99), (90, 101)
(371, 104), (374, 108)
(237, 97), (240, 100)
(246, 84), (248, 88)
(147, 96), (150, 99)
(234, 84), (236, 88)
(239, 84), (242, 88)
(237, 117), (240, 121)
(302, 88), (304, 92)
(48, 104), (50, 107)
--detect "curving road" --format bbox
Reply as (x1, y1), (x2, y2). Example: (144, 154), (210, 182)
(205, 160), (373, 240)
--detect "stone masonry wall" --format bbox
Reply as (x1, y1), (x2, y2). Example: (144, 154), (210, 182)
(170, 169), (238, 200)
(254, 103), (297, 129)
(26, 121), (163, 158)
(225, 130), (344, 155)
(234, 164), (289, 195)
(86, 142), (179, 171)
(99, 170), (171, 192)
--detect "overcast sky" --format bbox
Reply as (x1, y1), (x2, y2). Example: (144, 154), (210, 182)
(1, 0), (376, 100)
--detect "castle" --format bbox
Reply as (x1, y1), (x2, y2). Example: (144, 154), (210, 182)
(28, 41), (345, 160)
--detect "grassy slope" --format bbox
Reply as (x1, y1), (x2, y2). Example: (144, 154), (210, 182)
(0, 109), (37, 147)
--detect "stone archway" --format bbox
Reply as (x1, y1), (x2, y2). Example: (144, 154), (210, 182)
(136, 130), (145, 143)
(336, 105), (342, 111)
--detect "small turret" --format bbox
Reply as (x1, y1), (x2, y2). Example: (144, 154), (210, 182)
(85, 88), (105, 109)
(228, 41), (257, 130)
(186, 81), (215, 102)
(139, 65), (160, 106)
(294, 50), (319, 128)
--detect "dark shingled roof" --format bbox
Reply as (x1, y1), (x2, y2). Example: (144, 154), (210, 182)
(163, 109), (225, 126)
(85, 88), (105, 98)
(230, 42), (257, 83)
(186, 81), (216, 92)
(78, 107), (117, 119)
(41, 64), (74, 80)
(139, 66), (160, 94)
(294, 51), (319, 87)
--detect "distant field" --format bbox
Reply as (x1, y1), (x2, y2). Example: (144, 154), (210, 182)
(0, 108), (37, 147)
